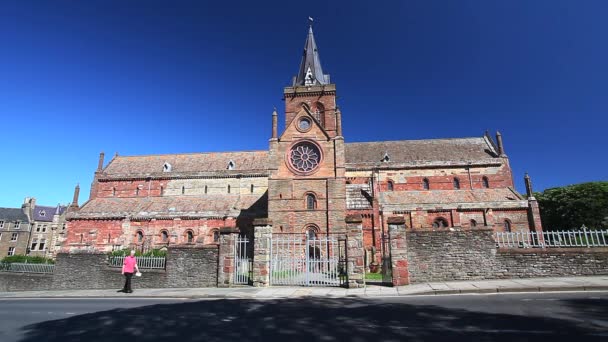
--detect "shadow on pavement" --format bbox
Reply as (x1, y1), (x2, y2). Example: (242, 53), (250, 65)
(20, 297), (607, 342)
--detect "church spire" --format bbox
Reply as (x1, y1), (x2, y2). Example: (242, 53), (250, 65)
(294, 20), (330, 86)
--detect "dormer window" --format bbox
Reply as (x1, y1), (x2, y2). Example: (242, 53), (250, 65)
(163, 162), (172, 172)
(227, 160), (235, 170)
(39, 210), (46, 217)
(304, 66), (314, 86)
(381, 152), (390, 163)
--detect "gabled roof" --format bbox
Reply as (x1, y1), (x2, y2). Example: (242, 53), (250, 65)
(379, 188), (526, 210)
(33, 205), (67, 222)
(102, 151), (268, 178)
(294, 25), (330, 86)
(0, 208), (29, 222)
(69, 194), (267, 220)
(345, 137), (499, 168)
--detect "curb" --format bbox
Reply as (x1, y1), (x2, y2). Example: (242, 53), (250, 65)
(410, 286), (608, 296)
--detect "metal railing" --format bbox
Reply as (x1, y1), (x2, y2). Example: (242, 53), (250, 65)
(0, 262), (55, 274)
(496, 227), (608, 248)
(107, 256), (166, 269)
(234, 237), (251, 285)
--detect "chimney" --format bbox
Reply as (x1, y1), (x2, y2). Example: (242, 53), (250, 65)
(271, 108), (278, 140)
(524, 173), (534, 198)
(335, 106), (342, 137)
(70, 184), (80, 209)
(97, 151), (105, 172)
(496, 131), (506, 157)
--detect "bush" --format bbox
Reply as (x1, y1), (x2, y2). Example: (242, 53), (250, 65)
(1, 255), (55, 264)
(109, 249), (167, 257)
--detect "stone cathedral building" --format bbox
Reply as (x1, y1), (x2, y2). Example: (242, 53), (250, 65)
(64, 25), (543, 263)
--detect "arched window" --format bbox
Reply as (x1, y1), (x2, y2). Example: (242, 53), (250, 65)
(250, 184), (254, 193)
(205, 185), (208, 194)
(306, 226), (318, 240)
(504, 220), (512, 232)
(212, 230), (220, 243)
(387, 180), (394, 191)
(112, 187), (116, 196)
(227, 185), (231, 194)
(315, 102), (325, 127)
(135, 187), (139, 196)
(423, 178), (430, 190)
(181, 186), (185, 195)
(306, 193), (317, 210)
(135, 231), (144, 243)
(160, 186), (164, 196)
(432, 218), (449, 229)
(160, 230), (169, 243)
(470, 219), (477, 228)
(186, 230), (194, 243)
(453, 178), (460, 190)
(482, 177), (490, 189)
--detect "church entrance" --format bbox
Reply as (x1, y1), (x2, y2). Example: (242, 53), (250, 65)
(269, 234), (347, 287)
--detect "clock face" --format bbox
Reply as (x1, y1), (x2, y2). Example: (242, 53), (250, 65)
(298, 117), (311, 132)
(288, 141), (321, 174)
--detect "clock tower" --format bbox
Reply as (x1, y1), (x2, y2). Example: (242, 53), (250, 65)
(267, 24), (346, 236)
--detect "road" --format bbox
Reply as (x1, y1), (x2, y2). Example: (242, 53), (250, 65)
(0, 291), (606, 341)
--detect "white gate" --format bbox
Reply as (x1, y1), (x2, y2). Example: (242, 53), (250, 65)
(270, 234), (347, 287)
(234, 237), (251, 285)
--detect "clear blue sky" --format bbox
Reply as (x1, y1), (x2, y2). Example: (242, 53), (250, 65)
(1, 1), (606, 207)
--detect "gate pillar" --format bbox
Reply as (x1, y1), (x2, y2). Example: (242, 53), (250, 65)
(387, 217), (409, 286)
(345, 214), (365, 288)
(217, 227), (239, 287)
(252, 218), (272, 287)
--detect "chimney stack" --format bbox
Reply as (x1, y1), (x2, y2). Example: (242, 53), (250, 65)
(271, 108), (278, 140)
(97, 151), (105, 172)
(496, 131), (506, 157)
(70, 184), (80, 209)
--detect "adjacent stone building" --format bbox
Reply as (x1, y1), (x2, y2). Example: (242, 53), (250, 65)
(27, 203), (68, 258)
(0, 203), (32, 257)
(64, 25), (543, 267)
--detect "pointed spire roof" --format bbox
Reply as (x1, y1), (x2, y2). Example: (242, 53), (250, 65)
(294, 24), (330, 86)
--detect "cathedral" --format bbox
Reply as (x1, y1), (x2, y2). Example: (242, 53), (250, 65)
(64, 25), (543, 263)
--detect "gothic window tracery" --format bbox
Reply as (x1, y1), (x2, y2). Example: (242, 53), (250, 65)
(289, 141), (321, 174)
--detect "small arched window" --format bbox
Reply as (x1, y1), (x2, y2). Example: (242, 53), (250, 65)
(504, 220), (512, 232)
(205, 185), (208, 194)
(306, 193), (316, 210)
(306, 227), (317, 240)
(227, 185), (231, 194)
(453, 178), (460, 190)
(135, 231), (144, 243)
(160, 186), (164, 196)
(112, 187), (116, 196)
(387, 180), (394, 191)
(482, 177), (490, 189)
(470, 219), (477, 228)
(181, 186), (185, 195)
(432, 218), (449, 229)
(160, 230), (169, 243)
(423, 178), (430, 190)
(250, 184), (254, 193)
(212, 230), (220, 243)
(186, 231), (194, 243)
(227, 160), (235, 170)
(135, 187), (139, 196)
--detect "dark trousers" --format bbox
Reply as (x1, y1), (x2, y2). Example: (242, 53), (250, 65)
(123, 272), (133, 291)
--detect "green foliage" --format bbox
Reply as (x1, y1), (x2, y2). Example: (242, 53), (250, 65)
(109, 249), (167, 257)
(535, 181), (608, 231)
(1, 255), (55, 264)
(365, 272), (383, 280)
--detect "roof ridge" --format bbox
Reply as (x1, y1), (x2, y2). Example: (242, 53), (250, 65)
(345, 137), (485, 145)
(115, 149), (269, 159)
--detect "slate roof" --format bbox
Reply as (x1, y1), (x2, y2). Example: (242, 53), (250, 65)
(294, 25), (330, 86)
(33, 205), (67, 222)
(69, 194), (267, 220)
(344, 137), (499, 168)
(0, 208), (29, 222)
(379, 188), (527, 210)
(102, 151), (269, 178)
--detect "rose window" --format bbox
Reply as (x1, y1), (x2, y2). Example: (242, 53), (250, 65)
(289, 142), (321, 173)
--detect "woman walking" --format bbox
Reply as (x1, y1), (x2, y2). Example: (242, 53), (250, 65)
(118, 250), (140, 293)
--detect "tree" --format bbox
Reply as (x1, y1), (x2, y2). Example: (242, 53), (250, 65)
(534, 181), (608, 231)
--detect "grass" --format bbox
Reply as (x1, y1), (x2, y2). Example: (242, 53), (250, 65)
(365, 272), (383, 280)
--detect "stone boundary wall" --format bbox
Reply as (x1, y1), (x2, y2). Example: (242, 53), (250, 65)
(407, 229), (608, 283)
(0, 245), (219, 292)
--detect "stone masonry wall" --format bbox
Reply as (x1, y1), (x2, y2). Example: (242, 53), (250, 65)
(407, 229), (608, 283)
(0, 273), (53, 292)
(166, 245), (218, 288)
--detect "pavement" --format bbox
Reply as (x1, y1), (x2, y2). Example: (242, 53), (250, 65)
(1, 275), (607, 299)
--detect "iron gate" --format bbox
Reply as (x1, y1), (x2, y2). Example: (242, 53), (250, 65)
(234, 236), (251, 285)
(270, 234), (347, 287)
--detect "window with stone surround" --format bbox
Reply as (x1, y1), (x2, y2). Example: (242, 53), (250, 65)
(227, 185), (231, 194)
(39, 239), (46, 250)
(387, 180), (394, 191)
(453, 178), (461, 189)
(36, 224), (41, 232)
(13, 221), (20, 230)
(306, 226), (318, 240)
(160, 230), (169, 243)
(31, 239), (38, 251)
(212, 230), (220, 243)
(181, 186), (185, 195)
(306, 193), (317, 210)
(186, 230), (194, 243)
(11, 233), (18, 241)
(250, 184), (254, 193)
(423, 178), (430, 190)
(432, 217), (449, 229)
(42, 225), (47, 233)
(0, 221), (4, 228)
(112, 187), (116, 196)
(8, 247), (15, 256)
(482, 176), (490, 189)
(135, 231), (144, 243)
(503, 219), (512, 232)
(470, 219), (477, 227)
